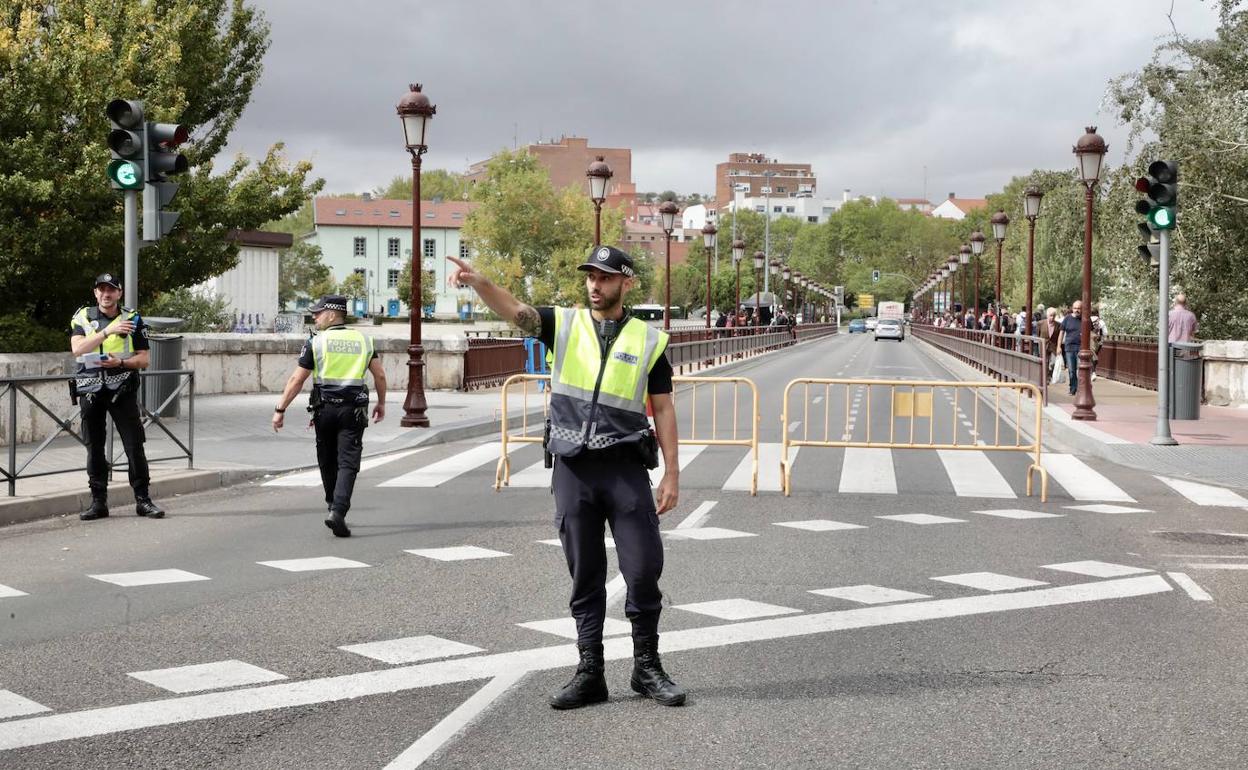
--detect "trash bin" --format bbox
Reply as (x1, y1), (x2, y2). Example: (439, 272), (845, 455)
(142, 317), (185, 419)
(1169, 341), (1204, 420)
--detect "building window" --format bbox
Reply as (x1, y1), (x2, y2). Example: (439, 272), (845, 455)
(387, 238), (400, 258)
(773, 205), (783, 213)
(785, 206), (796, 213)
(807, 216), (819, 223)
(754, 205), (765, 213)
(459, 242), (470, 259)
(387, 269), (400, 288)
(776, 186), (786, 193)
(353, 237), (366, 257)
(423, 238), (436, 259)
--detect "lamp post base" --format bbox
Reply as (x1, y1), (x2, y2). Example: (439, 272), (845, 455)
(400, 343), (431, 428)
(1150, 435), (1179, 446)
(1071, 348), (1097, 421)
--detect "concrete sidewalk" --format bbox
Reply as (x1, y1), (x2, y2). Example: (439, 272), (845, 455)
(918, 339), (1248, 491)
(0, 387), (541, 526)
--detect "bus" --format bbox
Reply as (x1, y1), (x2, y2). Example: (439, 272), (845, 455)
(630, 304), (684, 321)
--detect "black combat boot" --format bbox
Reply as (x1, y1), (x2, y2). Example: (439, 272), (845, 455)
(630, 639), (686, 706)
(79, 493), (109, 521)
(135, 497), (165, 518)
(324, 509), (351, 538)
(550, 643), (608, 710)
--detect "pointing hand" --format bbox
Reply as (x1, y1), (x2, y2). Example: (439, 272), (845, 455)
(446, 256), (480, 290)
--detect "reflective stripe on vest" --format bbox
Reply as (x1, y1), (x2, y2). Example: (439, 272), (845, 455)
(311, 328), (373, 387)
(72, 307), (138, 393)
(546, 308), (667, 456)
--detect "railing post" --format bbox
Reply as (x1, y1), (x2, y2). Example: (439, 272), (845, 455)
(7, 384), (16, 497)
(187, 371), (195, 469)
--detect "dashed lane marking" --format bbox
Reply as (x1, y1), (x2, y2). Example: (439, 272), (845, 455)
(973, 509), (1064, 520)
(674, 599), (801, 621)
(0, 690), (50, 720)
(88, 569), (210, 587)
(810, 585), (932, 604)
(0, 584), (28, 599)
(264, 449), (429, 487)
(1166, 572), (1213, 601)
(339, 636), (485, 665)
(128, 660), (287, 694)
(256, 557), (370, 572)
(931, 572), (1048, 592)
(516, 617), (631, 640)
(1065, 504), (1153, 514)
(773, 519), (867, 532)
(1154, 476), (1248, 508)
(404, 546), (511, 562)
(876, 513), (966, 525)
(1043, 560), (1153, 578)
(664, 527), (757, 541)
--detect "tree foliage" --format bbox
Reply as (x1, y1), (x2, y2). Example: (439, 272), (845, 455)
(278, 240), (331, 307)
(0, 0), (322, 330)
(374, 169), (472, 202)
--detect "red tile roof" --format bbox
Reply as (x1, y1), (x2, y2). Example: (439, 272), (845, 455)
(947, 197), (988, 213)
(313, 197), (478, 229)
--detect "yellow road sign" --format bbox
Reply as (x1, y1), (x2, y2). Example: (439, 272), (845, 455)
(858, 293), (874, 308)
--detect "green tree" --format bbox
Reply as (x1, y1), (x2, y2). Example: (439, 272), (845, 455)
(0, 0), (322, 330)
(373, 169), (471, 202)
(338, 271), (366, 303)
(278, 240), (331, 307)
(144, 287), (231, 332)
(394, 258), (436, 312)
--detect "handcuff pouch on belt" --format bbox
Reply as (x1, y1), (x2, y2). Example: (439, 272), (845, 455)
(637, 428), (659, 470)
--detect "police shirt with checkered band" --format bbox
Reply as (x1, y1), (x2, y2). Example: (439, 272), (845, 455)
(69, 306), (151, 383)
(536, 307), (672, 395)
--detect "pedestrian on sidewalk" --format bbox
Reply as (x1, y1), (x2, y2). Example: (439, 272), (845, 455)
(1168, 293), (1199, 343)
(1090, 306), (1107, 381)
(272, 294), (387, 538)
(448, 246), (686, 710)
(1041, 306), (1060, 376)
(69, 273), (165, 521)
(1057, 300), (1084, 396)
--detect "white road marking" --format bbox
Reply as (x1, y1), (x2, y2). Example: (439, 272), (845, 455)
(724, 443), (792, 492)
(876, 513), (966, 525)
(810, 585), (932, 604)
(88, 569), (210, 587)
(973, 509), (1064, 520)
(604, 573), (627, 605)
(1041, 454), (1135, 502)
(0, 575), (1172, 751)
(839, 448), (897, 494)
(931, 572), (1048, 592)
(128, 660), (287, 694)
(516, 617), (631, 640)
(937, 450), (1016, 499)
(380, 443), (509, 488)
(264, 449), (428, 486)
(404, 546), (510, 562)
(1181, 563), (1248, 570)
(505, 459), (555, 488)
(650, 444), (706, 487)
(1166, 572), (1213, 601)
(675, 500), (717, 530)
(339, 635), (485, 665)
(1154, 476), (1248, 508)
(537, 537), (615, 549)
(1065, 504), (1153, 514)
(812, 396), (824, 405)
(383, 669), (527, 770)
(674, 599), (801, 621)
(0, 690), (50, 720)
(788, 421), (802, 433)
(256, 557), (370, 572)
(0, 584), (28, 598)
(663, 527), (757, 541)
(1043, 560), (1152, 578)
(773, 519), (867, 532)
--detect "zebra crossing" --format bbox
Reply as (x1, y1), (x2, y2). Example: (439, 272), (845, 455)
(261, 440), (1241, 507)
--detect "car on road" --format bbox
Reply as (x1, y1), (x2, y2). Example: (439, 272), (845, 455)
(848, 319), (867, 333)
(865, 317), (879, 331)
(874, 318), (904, 341)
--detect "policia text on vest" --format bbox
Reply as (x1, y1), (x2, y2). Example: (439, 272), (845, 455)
(447, 249), (687, 710)
(68, 273), (166, 520)
(272, 294), (387, 539)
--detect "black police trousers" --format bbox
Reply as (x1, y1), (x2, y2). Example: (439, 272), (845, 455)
(554, 450), (663, 646)
(80, 385), (150, 498)
(313, 402), (366, 515)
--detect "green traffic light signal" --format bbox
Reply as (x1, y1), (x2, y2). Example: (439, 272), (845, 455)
(107, 159), (144, 190)
(1149, 206), (1175, 229)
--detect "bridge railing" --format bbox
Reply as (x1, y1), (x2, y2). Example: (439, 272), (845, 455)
(912, 324), (1048, 404)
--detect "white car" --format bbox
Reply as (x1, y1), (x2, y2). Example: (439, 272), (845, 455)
(865, 317), (879, 331)
(874, 318), (904, 341)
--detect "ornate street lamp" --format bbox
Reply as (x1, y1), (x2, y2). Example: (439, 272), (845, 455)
(732, 239), (745, 327)
(969, 232), (985, 325)
(586, 156), (613, 245)
(752, 250), (765, 326)
(959, 244), (972, 324)
(1072, 126), (1108, 420)
(1022, 186), (1043, 337)
(782, 264), (792, 318)
(947, 255), (960, 323)
(659, 200), (680, 331)
(396, 82), (435, 428)
(702, 222), (717, 331)
(991, 210), (1010, 330)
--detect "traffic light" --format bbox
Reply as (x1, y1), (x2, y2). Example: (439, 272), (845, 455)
(142, 121), (189, 241)
(1137, 221), (1160, 268)
(871, 269), (880, 283)
(1134, 160), (1178, 231)
(106, 99), (145, 190)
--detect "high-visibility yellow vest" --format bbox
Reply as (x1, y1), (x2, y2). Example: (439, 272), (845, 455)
(546, 308), (667, 457)
(310, 326), (374, 401)
(71, 306), (140, 393)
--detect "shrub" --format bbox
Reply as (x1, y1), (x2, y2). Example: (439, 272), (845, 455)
(0, 315), (68, 353)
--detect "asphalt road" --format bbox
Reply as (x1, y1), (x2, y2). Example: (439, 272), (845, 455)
(2, 332), (1247, 769)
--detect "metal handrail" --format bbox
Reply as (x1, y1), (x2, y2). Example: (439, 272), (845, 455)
(913, 324), (1048, 404)
(2, 370), (195, 496)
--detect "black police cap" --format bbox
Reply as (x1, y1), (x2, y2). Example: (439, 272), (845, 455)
(95, 273), (121, 289)
(577, 245), (636, 278)
(309, 294), (348, 313)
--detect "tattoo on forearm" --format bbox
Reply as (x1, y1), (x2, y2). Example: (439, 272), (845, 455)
(515, 305), (540, 335)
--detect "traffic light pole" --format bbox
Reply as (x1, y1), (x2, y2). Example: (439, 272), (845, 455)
(124, 189), (138, 302)
(1151, 229), (1177, 445)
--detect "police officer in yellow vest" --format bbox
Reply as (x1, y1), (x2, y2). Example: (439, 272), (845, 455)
(272, 294), (387, 537)
(448, 246), (685, 710)
(69, 272), (165, 521)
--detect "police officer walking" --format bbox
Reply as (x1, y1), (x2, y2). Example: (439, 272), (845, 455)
(272, 294), (386, 538)
(448, 246), (685, 709)
(69, 272), (164, 520)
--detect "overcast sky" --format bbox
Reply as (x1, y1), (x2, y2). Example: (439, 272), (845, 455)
(222, 0), (1219, 201)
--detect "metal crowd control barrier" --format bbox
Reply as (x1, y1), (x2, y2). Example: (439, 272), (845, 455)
(2, 370), (195, 496)
(779, 378), (1047, 501)
(494, 373), (762, 495)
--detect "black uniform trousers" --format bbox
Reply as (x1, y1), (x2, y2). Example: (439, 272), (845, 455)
(555, 448), (664, 647)
(80, 384), (150, 498)
(313, 402), (366, 515)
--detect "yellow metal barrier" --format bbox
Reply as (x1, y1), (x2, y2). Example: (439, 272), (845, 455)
(779, 378), (1047, 501)
(494, 373), (762, 495)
